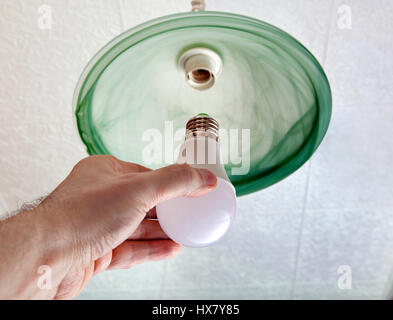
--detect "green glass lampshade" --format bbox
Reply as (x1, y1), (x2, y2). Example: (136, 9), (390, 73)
(73, 11), (332, 196)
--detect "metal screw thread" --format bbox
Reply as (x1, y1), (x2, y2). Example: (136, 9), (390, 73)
(185, 114), (219, 141)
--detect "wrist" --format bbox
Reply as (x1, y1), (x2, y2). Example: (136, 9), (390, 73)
(31, 203), (76, 277)
(0, 206), (72, 298)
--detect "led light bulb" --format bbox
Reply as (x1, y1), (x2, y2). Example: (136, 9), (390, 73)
(156, 114), (237, 247)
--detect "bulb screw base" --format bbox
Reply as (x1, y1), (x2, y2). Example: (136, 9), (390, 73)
(186, 114), (219, 141)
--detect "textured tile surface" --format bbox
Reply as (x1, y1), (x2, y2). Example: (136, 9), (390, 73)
(294, 208), (393, 288)
(1, 0), (393, 300)
(163, 209), (301, 294)
(0, 0), (123, 211)
(238, 164), (309, 212)
(325, 0), (393, 107)
(292, 0), (393, 299)
(76, 289), (160, 300)
(161, 286), (290, 300)
(293, 283), (386, 300)
(306, 104), (393, 211)
(211, 0), (333, 63)
(82, 261), (167, 292)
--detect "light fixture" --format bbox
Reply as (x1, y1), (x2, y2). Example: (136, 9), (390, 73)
(73, 1), (332, 199)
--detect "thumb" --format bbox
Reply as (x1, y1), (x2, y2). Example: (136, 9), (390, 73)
(131, 164), (217, 211)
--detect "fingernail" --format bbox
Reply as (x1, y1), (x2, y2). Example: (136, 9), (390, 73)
(198, 169), (217, 187)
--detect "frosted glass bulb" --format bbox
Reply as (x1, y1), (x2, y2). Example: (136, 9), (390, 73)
(156, 114), (237, 247)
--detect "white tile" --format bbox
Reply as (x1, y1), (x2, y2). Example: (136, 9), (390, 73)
(161, 286), (290, 300)
(82, 260), (167, 292)
(163, 209), (302, 294)
(0, 123), (86, 212)
(0, 0), (123, 211)
(210, 0), (333, 63)
(293, 208), (393, 298)
(0, 0), (123, 127)
(119, 0), (189, 29)
(307, 104), (393, 211)
(325, 0), (393, 107)
(76, 289), (160, 300)
(293, 283), (386, 300)
(238, 163), (309, 212)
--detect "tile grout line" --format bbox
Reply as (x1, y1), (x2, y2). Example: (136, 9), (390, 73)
(290, 0), (336, 299)
(289, 160), (312, 298)
(322, 0), (336, 67)
(158, 260), (168, 299)
(383, 266), (393, 299)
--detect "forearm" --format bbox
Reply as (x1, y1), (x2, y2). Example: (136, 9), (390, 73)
(0, 208), (71, 299)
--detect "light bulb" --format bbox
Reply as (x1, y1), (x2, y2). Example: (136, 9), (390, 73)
(156, 114), (237, 247)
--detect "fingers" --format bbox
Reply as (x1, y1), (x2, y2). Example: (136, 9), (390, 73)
(93, 251), (113, 275)
(128, 164), (217, 211)
(128, 219), (168, 240)
(146, 207), (157, 219)
(108, 240), (181, 270)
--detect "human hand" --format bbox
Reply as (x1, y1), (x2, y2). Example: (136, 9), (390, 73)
(0, 155), (217, 299)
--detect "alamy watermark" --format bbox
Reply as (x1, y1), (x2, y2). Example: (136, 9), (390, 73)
(337, 4), (352, 30)
(37, 265), (52, 290)
(142, 121), (251, 176)
(337, 265), (352, 290)
(38, 5), (52, 30)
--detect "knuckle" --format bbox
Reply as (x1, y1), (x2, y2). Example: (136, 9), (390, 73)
(95, 154), (118, 165)
(123, 176), (157, 212)
(171, 163), (196, 183)
(73, 155), (112, 168)
(73, 156), (90, 169)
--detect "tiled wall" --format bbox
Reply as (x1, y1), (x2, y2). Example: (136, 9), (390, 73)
(0, 0), (392, 299)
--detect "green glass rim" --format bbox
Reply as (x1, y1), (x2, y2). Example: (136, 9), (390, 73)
(73, 11), (332, 197)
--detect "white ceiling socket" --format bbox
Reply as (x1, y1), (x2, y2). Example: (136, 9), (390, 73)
(179, 48), (222, 90)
